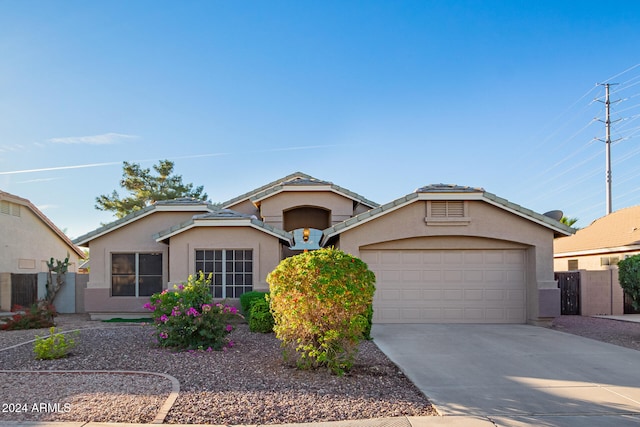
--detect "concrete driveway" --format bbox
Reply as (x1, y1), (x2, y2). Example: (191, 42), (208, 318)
(373, 324), (640, 426)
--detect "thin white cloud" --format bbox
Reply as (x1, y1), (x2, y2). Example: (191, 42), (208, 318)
(48, 133), (139, 145)
(0, 144), (343, 175)
(0, 161), (123, 175)
(17, 177), (62, 184)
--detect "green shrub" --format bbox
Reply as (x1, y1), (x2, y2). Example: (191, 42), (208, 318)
(267, 247), (376, 375)
(619, 254), (640, 310)
(248, 296), (274, 333)
(145, 273), (240, 351)
(33, 327), (77, 360)
(240, 291), (269, 317)
(1, 303), (56, 331)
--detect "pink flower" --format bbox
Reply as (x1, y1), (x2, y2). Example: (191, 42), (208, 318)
(160, 314), (168, 323)
(206, 347), (213, 352)
(171, 307), (181, 317)
(143, 303), (155, 311)
(178, 284), (185, 290)
(227, 340), (234, 348)
(225, 324), (233, 332)
(201, 304), (212, 312)
(159, 332), (168, 339)
(186, 307), (200, 317)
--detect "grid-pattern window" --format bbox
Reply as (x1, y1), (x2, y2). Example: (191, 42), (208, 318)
(568, 259), (579, 270)
(111, 253), (163, 297)
(195, 249), (253, 298)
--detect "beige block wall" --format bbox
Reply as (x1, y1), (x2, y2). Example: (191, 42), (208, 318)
(167, 226), (282, 293)
(258, 191), (354, 229)
(578, 269), (625, 316)
(0, 208), (80, 274)
(0, 272), (10, 311)
(337, 200), (558, 323)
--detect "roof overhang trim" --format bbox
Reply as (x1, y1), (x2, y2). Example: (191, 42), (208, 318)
(154, 218), (293, 244)
(321, 191), (574, 245)
(554, 245), (640, 258)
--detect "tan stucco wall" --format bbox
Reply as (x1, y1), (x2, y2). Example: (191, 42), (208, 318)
(85, 211), (198, 291)
(0, 206), (80, 274)
(258, 191), (354, 229)
(225, 199), (259, 217)
(554, 250), (640, 271)
(166, 226), (282, 293)
(337, 200), (558, 324)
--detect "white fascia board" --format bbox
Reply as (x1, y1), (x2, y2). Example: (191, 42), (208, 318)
(250, 184), (334, 204)
(477, 195), (573, 236)
(322, 195), (417, 243)
(155, 205), (212, 212)
(77, 205), (213, 245)
(155, 218), (291, 243)
(554, 245), (640, 258)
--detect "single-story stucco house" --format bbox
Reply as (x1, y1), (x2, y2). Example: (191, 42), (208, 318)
(0, 190), (86, 311)
(554, 205), (640, 271)
(73, 172), (574, 324)
(553, 205), (640, 316)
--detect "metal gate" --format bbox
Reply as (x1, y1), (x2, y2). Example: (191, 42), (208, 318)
(10, 274), (38, 308)
(555, 272), (580, 315)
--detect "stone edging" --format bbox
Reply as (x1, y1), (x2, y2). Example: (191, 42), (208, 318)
(0, 326), (180, 424)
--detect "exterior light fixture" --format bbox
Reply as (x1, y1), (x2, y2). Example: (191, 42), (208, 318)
(303, 228), (310, 242)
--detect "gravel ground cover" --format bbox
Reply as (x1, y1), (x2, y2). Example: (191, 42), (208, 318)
(549, 315), (640, 351)
(0, 315), (435, 424)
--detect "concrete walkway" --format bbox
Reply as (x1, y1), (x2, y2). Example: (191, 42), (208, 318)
(595, 314), (640, 323)
(373, 324), (640, 427)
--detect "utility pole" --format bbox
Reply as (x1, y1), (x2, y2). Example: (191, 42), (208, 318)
(596, 83), (619, 215)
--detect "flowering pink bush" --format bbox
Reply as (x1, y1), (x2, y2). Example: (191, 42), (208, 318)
(145, 273), (240, 350)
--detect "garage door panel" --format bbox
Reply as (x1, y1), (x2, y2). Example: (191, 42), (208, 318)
(464, 270), (484, 281)
(464, 289), (483, 300)
(366, 249), (526, 324)
(443, 252), (463, 264)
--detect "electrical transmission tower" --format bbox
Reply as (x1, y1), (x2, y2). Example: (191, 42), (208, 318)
(596, 83), (620, 215)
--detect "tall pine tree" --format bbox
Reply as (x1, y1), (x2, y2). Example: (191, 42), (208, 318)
(96, 160), (208, 218)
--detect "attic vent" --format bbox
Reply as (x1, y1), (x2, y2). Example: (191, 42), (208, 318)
(0, 201), (9, 215)
(431, 201), (465, 217)
(425, 200), (470, 226)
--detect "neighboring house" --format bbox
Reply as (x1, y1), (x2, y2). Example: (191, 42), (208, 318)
(73, 172), (574, 324)
(554, 205), (640, 271)
(0, 190), (85, 311)
(553, 206), (640, 316)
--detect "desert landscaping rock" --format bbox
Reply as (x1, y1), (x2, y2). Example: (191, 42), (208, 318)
(0, 315), (435, 424)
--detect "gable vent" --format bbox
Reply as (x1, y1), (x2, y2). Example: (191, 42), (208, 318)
(431, 201), (465, 217)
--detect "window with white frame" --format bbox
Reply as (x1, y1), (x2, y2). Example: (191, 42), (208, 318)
(111, 253), (163, 297)
(195, 249), (253, 298)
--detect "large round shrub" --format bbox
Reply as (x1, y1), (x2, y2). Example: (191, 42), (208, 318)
(619, 254), (640, 310)
(267, 247), (376, 375)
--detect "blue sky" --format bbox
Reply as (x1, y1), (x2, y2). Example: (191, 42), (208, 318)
(2, 1), (640, 239)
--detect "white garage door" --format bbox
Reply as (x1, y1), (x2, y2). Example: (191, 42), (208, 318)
(361, 249), (526, 324)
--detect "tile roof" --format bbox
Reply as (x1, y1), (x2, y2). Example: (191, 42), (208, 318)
(0, 190), (85, 258)
(322, 184), (574, 244)
(73, 198), (214, 246)
(223, 171), (379, 209)
(554, 205), (640, 255)
(153, 209), (293, 244)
